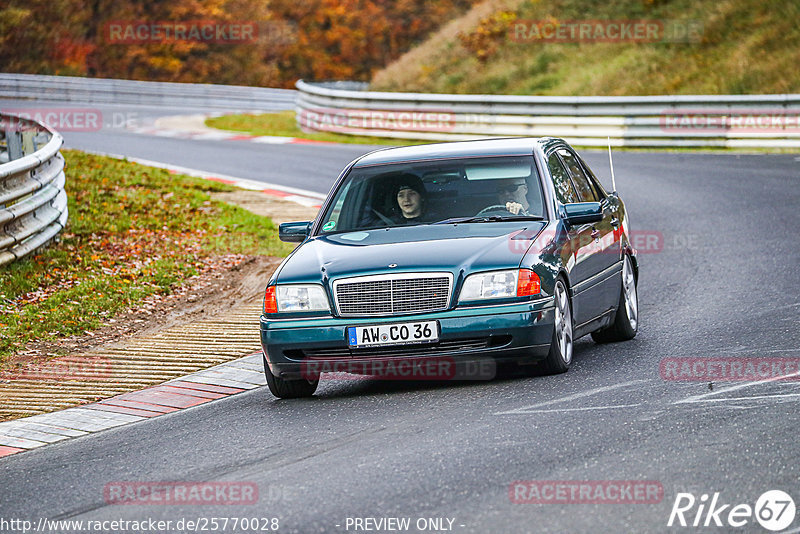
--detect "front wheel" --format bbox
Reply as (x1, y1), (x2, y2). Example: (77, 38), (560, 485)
(591, 255), (638, 343)
(263, 356), (318, 398)
(541, 279), (573, 374)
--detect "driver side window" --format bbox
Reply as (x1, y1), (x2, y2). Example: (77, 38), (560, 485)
(547, 152), (578, 204)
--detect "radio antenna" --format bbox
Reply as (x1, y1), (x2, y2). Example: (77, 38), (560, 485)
(608, 136), (617, 193)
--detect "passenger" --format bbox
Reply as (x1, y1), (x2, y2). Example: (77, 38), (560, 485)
(496, 178), (530, 215)
(393, 175), (429, 225)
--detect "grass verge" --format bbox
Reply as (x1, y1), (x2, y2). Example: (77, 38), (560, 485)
(206, 111), (428, 146)
(0, 150), (294, 366)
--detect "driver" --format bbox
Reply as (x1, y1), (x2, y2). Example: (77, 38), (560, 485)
(392, 174), (429, 225)
(496, 178), (530, 215)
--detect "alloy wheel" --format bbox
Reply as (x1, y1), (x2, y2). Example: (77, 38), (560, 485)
(554, 281), (573, 365)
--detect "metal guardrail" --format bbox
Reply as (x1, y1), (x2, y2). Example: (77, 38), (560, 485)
(296, 80), (800, 148)
(0, 113), (67, 266)
(0, 73), (296, 111)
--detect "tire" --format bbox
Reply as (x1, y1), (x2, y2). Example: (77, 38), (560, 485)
(541, 278), (573, 374)
(591, 255), (638, 343)
(263, 356), (318, 398)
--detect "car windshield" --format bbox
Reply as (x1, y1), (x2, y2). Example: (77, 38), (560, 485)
(318, 155), (544, 234)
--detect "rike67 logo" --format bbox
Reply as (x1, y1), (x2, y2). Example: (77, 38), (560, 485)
(668, 490), (796, 531)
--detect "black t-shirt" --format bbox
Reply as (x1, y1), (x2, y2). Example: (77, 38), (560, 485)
(392, 212), (429, 225)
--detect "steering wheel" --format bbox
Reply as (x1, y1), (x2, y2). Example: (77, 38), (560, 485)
(475, 204), (511, 216)
(371, 208), (393, 226)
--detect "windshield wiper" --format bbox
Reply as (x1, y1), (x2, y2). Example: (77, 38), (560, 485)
(431, 214), (544, 225)
(493, 214), (545, 221)
(431, 216), (495, 224)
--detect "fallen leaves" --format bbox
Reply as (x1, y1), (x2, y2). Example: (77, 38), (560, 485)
(0, 150), (285, 366)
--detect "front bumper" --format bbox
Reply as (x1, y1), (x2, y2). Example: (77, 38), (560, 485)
(260, 297), (555, 379)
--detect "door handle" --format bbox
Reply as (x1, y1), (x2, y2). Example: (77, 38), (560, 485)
(610, 217), (620, 228)
(591, 229), (601, 239)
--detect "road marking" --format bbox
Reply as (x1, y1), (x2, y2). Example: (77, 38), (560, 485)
(129, 119), (338, 147)
(674, 370), (800, 404)
(725, 347), (800, 354)
(679, 393), (800, 403)
(501, 403), (641, 414)
(495, 379), (650, 415)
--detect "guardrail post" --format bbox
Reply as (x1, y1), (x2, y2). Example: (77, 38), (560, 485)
(21, 130), (36, 156)
(6, 129), (23, 161)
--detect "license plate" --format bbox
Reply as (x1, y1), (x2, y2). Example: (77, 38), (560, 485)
(348, 321), (439, 348)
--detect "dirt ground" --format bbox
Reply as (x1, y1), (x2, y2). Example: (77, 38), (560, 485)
(2, 189), (317, 377)
(2, 255), (280, 376)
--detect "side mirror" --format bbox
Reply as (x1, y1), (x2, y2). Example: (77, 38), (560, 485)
(563, 202), (603, 226)
(279, 221), (312, 242)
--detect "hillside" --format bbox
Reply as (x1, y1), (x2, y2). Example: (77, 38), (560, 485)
(371, 0), (800, 95)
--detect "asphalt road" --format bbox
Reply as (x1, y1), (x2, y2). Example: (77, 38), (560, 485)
(1, 101), (799, 533)
(0, 98), (376, 195)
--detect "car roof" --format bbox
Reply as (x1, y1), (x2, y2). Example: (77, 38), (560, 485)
(353, 137), (564, 167)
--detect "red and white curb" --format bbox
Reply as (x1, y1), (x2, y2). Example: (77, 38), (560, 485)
(0, 353), (266, 458)
(129, 113), (335, 146)
(84, 151), (326, 208)
(129, 126), (332, 146)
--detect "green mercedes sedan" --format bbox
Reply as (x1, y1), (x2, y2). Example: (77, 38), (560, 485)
(260, 138), (638, 398)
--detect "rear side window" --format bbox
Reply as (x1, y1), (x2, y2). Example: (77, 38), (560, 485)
(577, 154), (607, 198)
(547, 153), (578, 204)
(558, 149), (598, 202)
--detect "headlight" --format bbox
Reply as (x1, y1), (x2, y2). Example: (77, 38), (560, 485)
(264, 284), (330, 313)
(459, 269), (540, 302)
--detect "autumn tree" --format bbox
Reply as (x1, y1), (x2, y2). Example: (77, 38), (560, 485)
(1, 0), (478, 87)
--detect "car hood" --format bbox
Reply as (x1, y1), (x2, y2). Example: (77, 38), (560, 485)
(274, 222), (546, 285)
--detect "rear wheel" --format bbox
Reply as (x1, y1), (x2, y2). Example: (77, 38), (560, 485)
(541, 279), (573, 374)
(263, 356), (318, 398)
(591, 255), (638, 343)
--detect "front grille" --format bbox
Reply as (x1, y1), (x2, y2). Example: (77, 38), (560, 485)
(334, 273), (452, 317)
